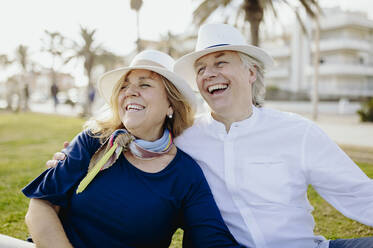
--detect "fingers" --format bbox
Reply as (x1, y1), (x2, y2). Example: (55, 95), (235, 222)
(53, 152), (66, 161)
(46, 142), (69, 169)
(46, 160), (58, 168)
(46, 152), (66, 169)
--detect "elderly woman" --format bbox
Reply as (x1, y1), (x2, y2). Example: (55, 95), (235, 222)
(22, 50), (243, 248)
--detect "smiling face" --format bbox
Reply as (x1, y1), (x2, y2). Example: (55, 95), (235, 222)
(194, 51), (257, 124)
(117, 69), (173, 141)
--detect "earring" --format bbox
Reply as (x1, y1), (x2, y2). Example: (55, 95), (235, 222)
(168, 113), (173, 119)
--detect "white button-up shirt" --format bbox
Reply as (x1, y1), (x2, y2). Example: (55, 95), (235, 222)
(175, 107), (373, 248)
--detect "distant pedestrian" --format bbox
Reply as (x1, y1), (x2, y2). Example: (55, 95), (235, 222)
(21, 83), (30, 111)
(50, 82), (59, 110)
(87, 85), (95, 115)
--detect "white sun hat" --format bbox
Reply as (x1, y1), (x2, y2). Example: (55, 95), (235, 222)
(98, 49), (196, 111)
(174, 23), (274, 90)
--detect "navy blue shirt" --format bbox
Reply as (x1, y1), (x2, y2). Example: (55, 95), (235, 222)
(23, 131), (244, 248)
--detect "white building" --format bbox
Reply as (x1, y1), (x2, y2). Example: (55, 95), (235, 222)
(263, 7), (373, 100)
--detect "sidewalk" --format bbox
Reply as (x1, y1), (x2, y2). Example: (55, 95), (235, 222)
(265, 101), (373, 163)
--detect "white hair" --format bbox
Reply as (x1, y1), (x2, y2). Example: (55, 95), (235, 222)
(238, 52), (266, 107)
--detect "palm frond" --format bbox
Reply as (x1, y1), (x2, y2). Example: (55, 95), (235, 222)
(193, 0), (233, 26)
(266, 0), (278, 19)
(281, 0), (308, 36)
(0, 54), (13, 66)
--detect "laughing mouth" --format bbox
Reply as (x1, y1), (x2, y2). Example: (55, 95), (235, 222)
(125, 104), (145, 111)
(207, 84), (228, 94)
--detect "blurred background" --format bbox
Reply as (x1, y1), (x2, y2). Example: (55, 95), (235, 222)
(0, 0), (372, 122)
(1, 1), (373, 242)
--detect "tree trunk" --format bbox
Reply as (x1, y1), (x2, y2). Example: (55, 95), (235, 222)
(136, 10), (141, 52)
(249, 20), (260, 46)
(312, 11), (320, 121)
(83, 58), (94, 117)
(243, 0), (263, 46)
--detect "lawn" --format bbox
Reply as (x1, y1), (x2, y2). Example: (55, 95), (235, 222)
(0, 112), (372, 247)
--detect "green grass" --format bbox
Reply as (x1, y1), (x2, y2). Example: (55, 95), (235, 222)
(0, 112), (372, 246)
(0, 112), (85, 239)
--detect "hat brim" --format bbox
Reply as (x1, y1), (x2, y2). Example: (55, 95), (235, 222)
(98, 65), (196, 111)
(174, 45), (274, 90)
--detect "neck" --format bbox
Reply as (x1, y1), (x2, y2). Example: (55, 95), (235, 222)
(211, 105), (253, 132)
(129, 127), (164, 141)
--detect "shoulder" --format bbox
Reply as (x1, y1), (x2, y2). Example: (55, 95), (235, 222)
(175, 148), (202, 170)
(176, 114), (210, 142)
(259, 107), (306, 121)
(63, 129), (102, 156)
(258, 107), (312, 128)
(74, 129), (101, 146)
(186, 113), (210, 132)
(174, 148), (205, 180)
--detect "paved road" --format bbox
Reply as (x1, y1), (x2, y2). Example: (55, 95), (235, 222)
(265, 101), (373, 148)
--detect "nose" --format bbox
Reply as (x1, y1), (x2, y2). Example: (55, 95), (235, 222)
(201, 66), (217, 81)
(124, 84), (140, 97)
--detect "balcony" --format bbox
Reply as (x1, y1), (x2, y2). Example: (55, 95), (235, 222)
(266, 67), (289, 79)
(311, 39), (372, 53)
(306, 64), (373, 76)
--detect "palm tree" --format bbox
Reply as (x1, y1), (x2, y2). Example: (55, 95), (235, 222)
(16, 45), (30, 71)
(193, 0), (320, 46)
(0, 54), (15, 110)
(95, 51), (125, 72)
(15, 45), (32, 110)
(157, 31), (197, 58)
(0, 54), (12, 68)
(41, 30), (66, 107)
(65, 27), (124, 116)
(65, 27), (100, 116)
(130, 0), (143, 52)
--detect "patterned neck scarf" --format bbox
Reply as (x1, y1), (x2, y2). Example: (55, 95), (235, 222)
(76, 129), (173, 194)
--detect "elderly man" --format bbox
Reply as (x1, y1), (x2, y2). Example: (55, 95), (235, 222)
(48, 24), (373, 248)
(173, 24), (373, 248)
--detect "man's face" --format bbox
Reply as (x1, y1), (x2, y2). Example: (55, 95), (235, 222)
(194, 51), (256, 120)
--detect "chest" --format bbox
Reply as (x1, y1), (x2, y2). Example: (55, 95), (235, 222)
(65, 161), (181, 246)
(181, 130), (308, 205)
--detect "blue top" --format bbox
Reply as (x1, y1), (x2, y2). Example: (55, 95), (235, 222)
(22, 130), (244, 248)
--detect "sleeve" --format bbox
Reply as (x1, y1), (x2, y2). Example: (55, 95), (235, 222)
(180, 163), (245, 248)
(22, 130), (101, 207)
(303, 122), (373, 226)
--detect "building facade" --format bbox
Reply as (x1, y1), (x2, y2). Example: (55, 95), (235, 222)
(263, 8), (373, 100)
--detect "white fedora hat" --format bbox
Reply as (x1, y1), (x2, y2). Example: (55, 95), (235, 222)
(98, 49), (196, 111)
(174, 23), (274, 90)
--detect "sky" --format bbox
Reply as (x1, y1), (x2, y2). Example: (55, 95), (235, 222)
(0, 0), (372, 83)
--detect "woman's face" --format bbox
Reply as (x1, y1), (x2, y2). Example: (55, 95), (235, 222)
(117, 69), (172, 141)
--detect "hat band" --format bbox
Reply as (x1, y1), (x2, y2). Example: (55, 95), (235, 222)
(205, 43), (230, 49)
(131, 59), (166, 69)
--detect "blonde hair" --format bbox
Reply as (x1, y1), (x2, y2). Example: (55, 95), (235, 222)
(238, 52), (266, 107)
(84, 70), (195, 143)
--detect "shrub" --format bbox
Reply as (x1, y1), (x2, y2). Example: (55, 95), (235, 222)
(357, 98), (373, 122)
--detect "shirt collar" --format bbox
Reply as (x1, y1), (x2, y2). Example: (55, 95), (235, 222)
(205, 106), (260, 136)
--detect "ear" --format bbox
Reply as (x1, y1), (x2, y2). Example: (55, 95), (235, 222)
(248, 66), (257, 85)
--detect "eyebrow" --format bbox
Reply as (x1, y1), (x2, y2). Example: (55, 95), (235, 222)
(138, 76), (152, 81)
(194, 52), (226, 69)
(215, 52), (226, 59)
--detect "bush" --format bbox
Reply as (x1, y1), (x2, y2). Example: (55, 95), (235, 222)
(357, 98), (373, 122)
